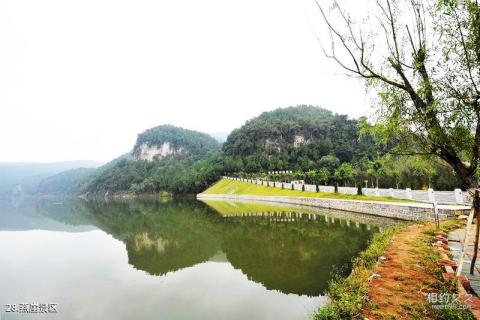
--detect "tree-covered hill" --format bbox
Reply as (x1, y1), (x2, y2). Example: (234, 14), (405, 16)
(222, 105), (380, 172)
(133, 125), (220, 161)
(83, 125), (222, 195)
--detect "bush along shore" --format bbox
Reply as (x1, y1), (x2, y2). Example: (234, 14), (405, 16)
(313, 219), (475, 320)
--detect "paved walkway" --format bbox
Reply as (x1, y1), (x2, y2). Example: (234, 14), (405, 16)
(449, 227), (480, 294)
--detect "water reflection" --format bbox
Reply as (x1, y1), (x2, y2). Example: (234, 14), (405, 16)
(1, 198), (386, 296)
(221, 215), (371, 295)
(0, 197), (397, 320)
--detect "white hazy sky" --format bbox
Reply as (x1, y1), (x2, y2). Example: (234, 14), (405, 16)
(0, 0), (370, 163)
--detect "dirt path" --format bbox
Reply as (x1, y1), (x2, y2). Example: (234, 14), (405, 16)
(363, 224), (441, 319)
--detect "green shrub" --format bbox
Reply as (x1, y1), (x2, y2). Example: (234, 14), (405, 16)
(313, 304), (341, 320)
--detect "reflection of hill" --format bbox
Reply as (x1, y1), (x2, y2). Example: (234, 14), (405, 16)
(121, 202), (222, 276)
(38, 199), (223, 276)
(0, 198), (94, 232)
(25, 198), (382, 296)
(221, 216), (374, 296)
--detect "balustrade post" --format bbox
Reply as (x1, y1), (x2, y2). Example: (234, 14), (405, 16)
(428, 188), (435, 203)
(454, 189), (463, 204)
(406, 188), (412, 200)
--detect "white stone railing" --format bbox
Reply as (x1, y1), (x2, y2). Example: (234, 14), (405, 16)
(223, 176), (471, 205)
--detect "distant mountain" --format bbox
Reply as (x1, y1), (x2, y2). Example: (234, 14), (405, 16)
(209, 131), (230, 143)
(35, 153), (134, 195)
(36, 168), (98, 195)
(0, 161), (103, 196)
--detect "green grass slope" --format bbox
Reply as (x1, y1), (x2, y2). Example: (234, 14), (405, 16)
(201, 179), (414, 203)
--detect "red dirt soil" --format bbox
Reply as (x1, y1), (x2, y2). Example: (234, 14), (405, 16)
(363, 225), (440, 319)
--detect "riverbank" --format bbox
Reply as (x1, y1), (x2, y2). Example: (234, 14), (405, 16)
(199, 179), (469, 221)
(314, 219), (476, 319)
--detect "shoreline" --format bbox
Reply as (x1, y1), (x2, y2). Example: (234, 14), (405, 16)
(197, 193), (469, 221)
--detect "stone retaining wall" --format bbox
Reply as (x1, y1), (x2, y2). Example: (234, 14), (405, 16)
(197, 193), (470, 221)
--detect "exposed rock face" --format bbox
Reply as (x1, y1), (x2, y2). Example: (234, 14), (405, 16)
(293, 135), (308, 148)
(263, 135), (309, 152)
(130, 232), (172, 253)
(135, 142), (186, 161)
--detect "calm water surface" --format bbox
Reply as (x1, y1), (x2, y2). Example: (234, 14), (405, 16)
(0, 198), (392, 320)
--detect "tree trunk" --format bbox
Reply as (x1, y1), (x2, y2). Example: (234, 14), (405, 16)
(470, 190), (480, 274)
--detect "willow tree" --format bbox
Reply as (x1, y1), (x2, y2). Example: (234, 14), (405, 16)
(316, 0), (480, 191)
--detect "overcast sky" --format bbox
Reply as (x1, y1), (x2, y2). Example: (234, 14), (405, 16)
(0, 0), (370, 163)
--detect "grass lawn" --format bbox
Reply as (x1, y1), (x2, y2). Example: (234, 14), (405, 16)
(201, 178), (415, 203)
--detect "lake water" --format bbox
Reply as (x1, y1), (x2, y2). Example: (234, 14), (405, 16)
(0, 198), (392, 320)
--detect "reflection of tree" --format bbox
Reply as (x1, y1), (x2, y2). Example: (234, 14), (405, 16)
(35, 198), (377, 295)
(221, 217), (374, 296)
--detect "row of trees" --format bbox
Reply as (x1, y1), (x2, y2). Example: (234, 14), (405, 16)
(85, 149), (462, 195)
(232, 154), (462, 190)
